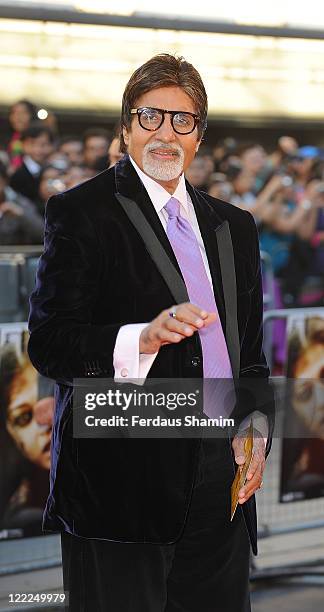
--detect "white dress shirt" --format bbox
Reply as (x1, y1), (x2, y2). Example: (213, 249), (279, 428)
(113, 156), (268, 440)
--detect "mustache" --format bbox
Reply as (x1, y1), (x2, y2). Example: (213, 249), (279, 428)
(146, 141), (183, 156)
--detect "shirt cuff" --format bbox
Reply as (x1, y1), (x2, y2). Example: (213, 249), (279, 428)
(238, 410), (268, 448)
(113, 323), (158, 384)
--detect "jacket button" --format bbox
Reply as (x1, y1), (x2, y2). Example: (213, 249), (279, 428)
(191, 357), (200, 367)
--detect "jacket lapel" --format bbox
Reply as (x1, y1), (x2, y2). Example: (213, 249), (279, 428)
(115, 156), (181, 274)
(215, 222), (240, 378)
(115, 192), (189, 304)
(115, 156), (188, 304)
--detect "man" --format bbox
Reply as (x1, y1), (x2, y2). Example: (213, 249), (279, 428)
(10, 122), (54, 203)
(36, 164), (67, 214)
(58, 136), (83, 166)
(28, 54), (274, 611)
(108, 135), (124, 167)
(82, 127), (110, 170)
(185, 153), (212, 191)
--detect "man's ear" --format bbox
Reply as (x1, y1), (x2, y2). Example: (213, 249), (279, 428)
(122, 126), (129, 147)
(195, 139), (202, 153)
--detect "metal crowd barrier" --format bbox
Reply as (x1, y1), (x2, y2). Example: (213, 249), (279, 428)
(252, 306), (324, 579)
(0, 246), (43, 323)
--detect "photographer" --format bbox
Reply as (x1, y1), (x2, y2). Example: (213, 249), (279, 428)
(37, 165), (67, 215)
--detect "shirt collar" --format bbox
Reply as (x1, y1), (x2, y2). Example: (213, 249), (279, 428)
(24, 155), (41, 175)
(129, 156), (188, 215)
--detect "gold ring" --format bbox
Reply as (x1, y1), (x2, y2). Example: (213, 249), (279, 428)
(169, 307), (177, 319)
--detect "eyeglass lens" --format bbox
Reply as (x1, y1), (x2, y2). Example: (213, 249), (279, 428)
(139, 108), (195, 134)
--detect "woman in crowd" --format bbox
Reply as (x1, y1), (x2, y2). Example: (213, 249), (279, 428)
(7, 100), (37, 173)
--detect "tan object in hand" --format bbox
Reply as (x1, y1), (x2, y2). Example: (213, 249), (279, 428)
(230, 420), (254, 521)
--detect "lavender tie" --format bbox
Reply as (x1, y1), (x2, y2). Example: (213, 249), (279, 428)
(164, 197), (233, 418)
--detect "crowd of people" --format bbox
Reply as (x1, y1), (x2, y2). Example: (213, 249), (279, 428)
(0, 98), (323, 310)
(0, 99), (124, 245)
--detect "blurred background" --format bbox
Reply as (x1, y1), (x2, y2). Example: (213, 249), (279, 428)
(0, 2), (323, 611)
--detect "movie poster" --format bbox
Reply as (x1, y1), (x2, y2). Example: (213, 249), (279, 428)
(280, 314), (324, 502)
(0, 323), (54, 539)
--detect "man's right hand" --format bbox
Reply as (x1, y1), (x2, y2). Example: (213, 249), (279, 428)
(139, 302), (217, 354)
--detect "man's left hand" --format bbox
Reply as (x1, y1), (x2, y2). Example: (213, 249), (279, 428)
(232, 428), (266, 504)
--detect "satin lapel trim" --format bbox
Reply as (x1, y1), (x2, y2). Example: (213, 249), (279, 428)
(215, 221), (240, 378)
(115, 193), (189, 304)
(115, 156), (182, 275)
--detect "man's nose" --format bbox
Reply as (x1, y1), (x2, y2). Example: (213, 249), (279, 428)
(157, 114), (176, 141)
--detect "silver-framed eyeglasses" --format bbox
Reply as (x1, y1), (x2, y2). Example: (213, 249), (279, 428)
(130, 107), (200, 135)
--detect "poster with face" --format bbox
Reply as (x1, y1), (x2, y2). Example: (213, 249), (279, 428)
(0, 323), (54, 539)
(280, 315), (324, 502)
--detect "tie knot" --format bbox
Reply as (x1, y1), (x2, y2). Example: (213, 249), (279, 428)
(165, 197), (180, 219)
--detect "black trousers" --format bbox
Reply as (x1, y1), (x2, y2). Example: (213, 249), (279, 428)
(61, 438), (251, 612)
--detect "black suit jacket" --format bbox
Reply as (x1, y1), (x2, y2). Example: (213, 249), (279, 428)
(28, 155), (274, 554)
(10, 162), (40, 203)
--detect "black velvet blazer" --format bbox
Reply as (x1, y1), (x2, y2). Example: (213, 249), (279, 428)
(28, 155), (274, 554)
